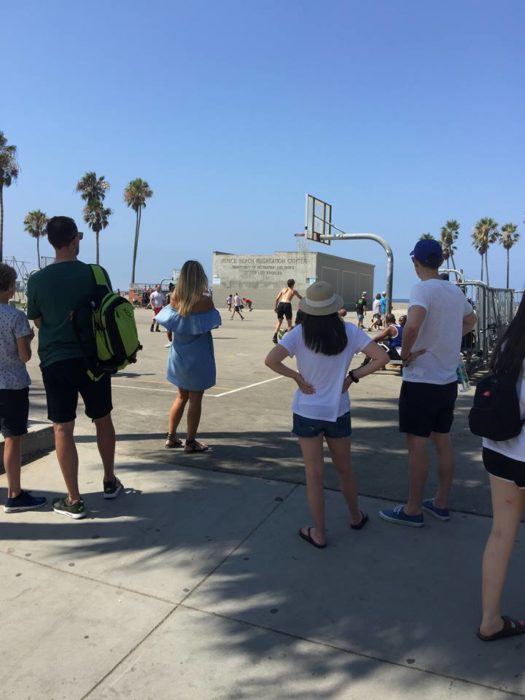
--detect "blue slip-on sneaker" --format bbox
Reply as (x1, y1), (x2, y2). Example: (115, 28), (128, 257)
(422, 499), (450, 521)
(4, 490), (47, 513)
(379, 504), (424, 528)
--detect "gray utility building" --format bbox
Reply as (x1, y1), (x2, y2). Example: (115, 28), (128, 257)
(212, 251), (374, 309)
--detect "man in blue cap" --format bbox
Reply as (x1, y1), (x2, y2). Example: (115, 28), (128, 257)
(380, 239), (477, 527)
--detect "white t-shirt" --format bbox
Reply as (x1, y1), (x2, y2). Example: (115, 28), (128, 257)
(483, 361), (525, 463)
(233, 294), (242, 307)
(402, 279), (473, 385)
(279, 322), (371, 422)
(372, 299), (381, 315)
(150, 291), (163, 309)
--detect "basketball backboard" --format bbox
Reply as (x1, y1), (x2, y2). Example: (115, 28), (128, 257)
(305, 194), (332, 246)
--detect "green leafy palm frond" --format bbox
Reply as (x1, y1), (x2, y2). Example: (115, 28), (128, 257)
(23, 210), (48, 238)
(0, 131), (19, 187)
(83, 201), (112, 233)
(124, 178), (153, 211)
(499, 223), (519, 250)
(76, 172), (110, 204)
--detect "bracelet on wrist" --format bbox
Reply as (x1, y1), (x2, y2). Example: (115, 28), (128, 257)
(348, 370), (359, 384)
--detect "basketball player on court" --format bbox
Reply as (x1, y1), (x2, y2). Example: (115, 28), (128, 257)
(272, 279), (302, 344)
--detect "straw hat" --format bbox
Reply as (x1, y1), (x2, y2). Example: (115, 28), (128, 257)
(299, 281), (344, 316)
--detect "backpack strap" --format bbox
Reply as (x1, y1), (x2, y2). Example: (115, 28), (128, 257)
(90, 264), (112, 293)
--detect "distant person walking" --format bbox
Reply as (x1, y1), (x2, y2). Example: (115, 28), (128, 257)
(226, 294), (233, 313)
(273, 279), (302, 343)
(231, 292), (244, 320)
(380, 291), (388, 317)
(265, 281), (388, 548)
(26, 216), (121, 519)
(149, 284), (164, 332)
(0, 263), (47, 514)
(355, 292), (367, 329)
(379, 239), (477, 527)
(368, 293), (382, 330)
(156, 260), (221, 453)
(478, 295), (525, 642)
(242, 297), (253, 311)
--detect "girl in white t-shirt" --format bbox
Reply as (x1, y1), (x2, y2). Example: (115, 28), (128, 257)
(265, 281), (388, 548)
(478, 295), (525, 641)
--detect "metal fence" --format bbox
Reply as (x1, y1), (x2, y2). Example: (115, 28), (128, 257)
(459, 281), (516, 373)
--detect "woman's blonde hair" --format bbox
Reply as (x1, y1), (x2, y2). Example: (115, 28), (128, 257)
(171, 260), (208, 316)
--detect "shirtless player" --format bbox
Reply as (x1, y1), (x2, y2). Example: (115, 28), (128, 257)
(272, 279), (302, 344)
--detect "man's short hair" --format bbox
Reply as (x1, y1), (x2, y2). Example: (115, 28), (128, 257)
(287, 279), (295, 288)
(0, 263), (16, 292)
(47, 216), (79, 250)
(410, 239), (444, 269)
(385, 313), (396, 324)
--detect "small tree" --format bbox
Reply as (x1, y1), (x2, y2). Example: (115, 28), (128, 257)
(82, 201), (112, 264)
(0, 131), (19, 262)
(499, 223), (519, 288)
(420, 233), (434, 240)
(23, 210), (48, 268)
(124, 178), (153, 287)
(440, 220), (460, 271)
(472, 218), (499, 285)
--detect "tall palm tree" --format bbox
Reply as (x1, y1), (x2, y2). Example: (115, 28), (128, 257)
(23, 210), (48, 268)
(76, 171), (110, 205)
(440, 220), (460, 271)
(472, 218), (499, 285)
(420, 233), (434, 239)
(499, 223), (519, 288)
(0, 131), (19, 262)
(82, 201), (112, 264)
(124, 178), (153, 286)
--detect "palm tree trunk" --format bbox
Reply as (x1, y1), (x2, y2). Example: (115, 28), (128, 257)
(130, 207), (141, 286)
(485, 250), (490, 287)
(37, 235), (41, 268)
(0, 186), (4, 263)
(480, 254), (483, 282)
(450, 254), (457, 271)
(506, 249), (510, 288)
(96, 231), (100, 264)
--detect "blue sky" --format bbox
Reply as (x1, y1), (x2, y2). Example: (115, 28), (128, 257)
(3, 0), (524, 296)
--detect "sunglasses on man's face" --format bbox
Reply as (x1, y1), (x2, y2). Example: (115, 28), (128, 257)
(70, 231), (84, 241)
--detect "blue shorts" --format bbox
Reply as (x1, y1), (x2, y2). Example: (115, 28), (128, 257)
(292, 412), (351, 438)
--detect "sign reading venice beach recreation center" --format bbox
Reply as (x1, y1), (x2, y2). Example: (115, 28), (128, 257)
(212, 251), (374, 310)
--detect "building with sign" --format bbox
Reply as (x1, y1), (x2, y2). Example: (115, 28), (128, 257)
(212, 251), (374, 309)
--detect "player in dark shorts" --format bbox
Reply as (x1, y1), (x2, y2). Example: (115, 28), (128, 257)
(272, 279), (302, 343)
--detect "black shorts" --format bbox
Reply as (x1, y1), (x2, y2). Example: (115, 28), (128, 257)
(277, 302), (292, 320)
(483, 447), (525, 489)
(399, 381), (457, 437)
(0, 388), (29, 438)
(41, 358), (112, 424)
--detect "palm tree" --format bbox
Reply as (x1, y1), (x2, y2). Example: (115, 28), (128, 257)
(24, 210), (48, 268)
(76, 171), (110, 205)
(82, 201), (112, 264)
(499, 223), (519, 288)
(0, 131), (19, 262)
(124, 178), (153, 286)
(472, 218), (499, 285)
(420, 233), (434, 240)
(440, 220), (460, 271)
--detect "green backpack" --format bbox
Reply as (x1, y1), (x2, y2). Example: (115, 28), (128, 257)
(73, 265), (142, 380)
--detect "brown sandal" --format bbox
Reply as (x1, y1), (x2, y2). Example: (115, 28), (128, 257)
(184, 439), (209, 454)
(165, 433), (184, 449)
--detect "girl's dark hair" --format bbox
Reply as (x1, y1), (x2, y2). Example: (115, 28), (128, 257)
(491, 294), (525, 376)
(302, 313), (348, 355)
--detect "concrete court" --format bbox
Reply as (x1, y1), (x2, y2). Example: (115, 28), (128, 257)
(2, 307), (524, 698)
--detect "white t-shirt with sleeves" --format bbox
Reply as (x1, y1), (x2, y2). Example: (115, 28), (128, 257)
(483, 361), (525, 463)
(279, 322), (371, 422)
(0, 304), (32, 390)
(402, 279), (474, 385)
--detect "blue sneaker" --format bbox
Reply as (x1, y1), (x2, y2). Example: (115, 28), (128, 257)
(4, 490), (47, 513)
(379, 504), (424, 527)
(422, 499), (450, 521)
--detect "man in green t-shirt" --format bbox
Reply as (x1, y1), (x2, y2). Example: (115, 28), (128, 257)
(27, 216), (122, 519)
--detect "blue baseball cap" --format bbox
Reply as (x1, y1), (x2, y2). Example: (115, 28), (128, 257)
(410, 239), (443, 266)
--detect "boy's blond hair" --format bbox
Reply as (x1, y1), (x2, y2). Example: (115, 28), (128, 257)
(0, 263), (16, 293)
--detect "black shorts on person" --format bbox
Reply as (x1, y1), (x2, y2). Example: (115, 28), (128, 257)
(276, 302), (292, 320)
(0, 387), (29, 438)
(41, 358), (112, 424)
(399, 381), (457, 437)
(483, 447), (525, 488)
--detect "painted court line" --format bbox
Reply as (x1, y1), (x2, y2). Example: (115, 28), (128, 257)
(111, 375), (282, 397)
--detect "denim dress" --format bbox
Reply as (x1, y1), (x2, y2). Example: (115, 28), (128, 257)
(155, 306), (221, 391)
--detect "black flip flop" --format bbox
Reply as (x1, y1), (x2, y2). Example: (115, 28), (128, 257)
(477, 616), (525, 642)
(298, 527), (327, 549)
(351, 511), (369, 530)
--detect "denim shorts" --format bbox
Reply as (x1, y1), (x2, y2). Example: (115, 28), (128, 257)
(292, 412), (352, 438)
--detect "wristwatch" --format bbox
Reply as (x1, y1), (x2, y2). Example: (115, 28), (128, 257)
(348, 370), (359, 384)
